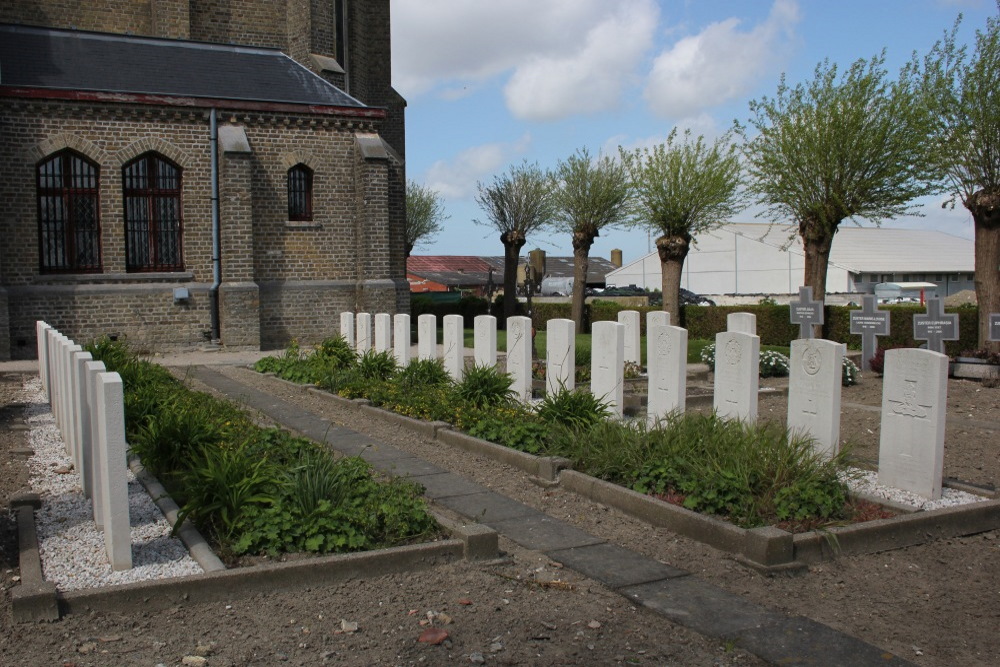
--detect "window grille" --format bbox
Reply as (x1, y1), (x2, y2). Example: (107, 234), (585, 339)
(123, 153), (183, 271)
(37, 150), (101, 272)
(287, 164), (313, 221)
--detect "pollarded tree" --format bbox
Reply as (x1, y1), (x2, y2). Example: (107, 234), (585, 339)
(405, 180), (449, 258)
(739, 55), (937, 320)
(619, 129), (744, 321)
(475, 162), (557, 319)
(552, 148), (633, 332)
(920, 12), (1000, 350)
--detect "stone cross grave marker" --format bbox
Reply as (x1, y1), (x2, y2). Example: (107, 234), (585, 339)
(546, 319), (576, 394)
(878, 348), (947, 499)
(591, 321), (625, 418)
(850, 295), (891, 371)
(95, 372), (132, 570)
(443, 314), (465, 381)
(393, 313), (411, 367)
(787, 339), (843, 458)
(727, 312), (756, 335)
(647, 324), (687, 425)
(618, 310), (641, 366)
(474, 315), (497, 368)
(340, 312), (355, 349)
(507, 316), (533, 401)
(913, 298), (958, 355)
(417, 314), (437, 360)
(990, 313), (1000, 342)
(713, 331), (760, 422)
(356, 312), (372, 354)
(789, 285), (824, 339)
(374, 313), (392, 352)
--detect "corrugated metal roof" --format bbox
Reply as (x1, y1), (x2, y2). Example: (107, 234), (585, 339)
(0, 23), (366, 108)
(408, 255), (617, 285)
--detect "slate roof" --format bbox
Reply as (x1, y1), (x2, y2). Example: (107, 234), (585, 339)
(0, 23), (366, 108)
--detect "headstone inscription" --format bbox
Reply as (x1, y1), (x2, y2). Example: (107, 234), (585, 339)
(647, 324), (687, 425)
(374, 313), (392, 352)
(787, 339), (843, 458)
(474, 315), (497, 368)
(507, 316), (533, 401)
(712, 331), (760, 422)
(789, 285), (824, 339)
(340, 312), (355, 349)
(546, 319), (576, 394)
(417, 314), (437, 360)
(646, 311), (670, 330)
(443, 314), (465, 381)
(878, 348), (947, 499)
(591, 321), (625, 418)
(850, 295), (891, 372)
(727, 312), (757, 335)
(356, 312), (372, 354)
(393, 314), (411, 367)
(617, 310), (641, 366)
(913, 299), (958, 355)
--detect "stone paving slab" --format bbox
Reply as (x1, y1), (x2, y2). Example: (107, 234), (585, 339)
(436, 491), (543, 523)
(488, 514), (605, 552)
(406, 472), (490, 500)
(368, 456), (447, 478)
(545, 542), (688, 589)
(737, 615), (913, 666)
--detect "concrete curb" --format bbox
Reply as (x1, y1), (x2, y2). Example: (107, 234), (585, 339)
(11, 504), (59, 622)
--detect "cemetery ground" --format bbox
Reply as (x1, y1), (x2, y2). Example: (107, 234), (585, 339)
(1, 356), (999, 665)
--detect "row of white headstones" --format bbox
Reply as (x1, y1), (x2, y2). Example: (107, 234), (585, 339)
(342, 309), (948, 501)
(34, 321), (132, 571)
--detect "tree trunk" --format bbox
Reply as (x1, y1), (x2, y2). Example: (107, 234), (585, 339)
(501, 231), (526, 321)
(656, 234), (690, 323)
(801, 222), (835, 339)
(966, 190), (1000, 352)
(571, 230), (595, 334)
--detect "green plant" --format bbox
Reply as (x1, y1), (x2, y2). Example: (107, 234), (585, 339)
(623, 360), (642, 379)
(355, 349), (397, 381)
(758, 350), (790, 377)
(453, 364), (515, 409)
(466, 411), (549, 454)
(842, 357), (860, 386)
(283, 446), (355, 516)
(395, 358), (451, 388)
(535, 387), (610, 430)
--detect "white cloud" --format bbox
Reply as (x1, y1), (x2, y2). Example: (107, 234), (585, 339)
(503, 1), (659, 121)
(643, 0), (801, 119)
(423, 134), (532, 199)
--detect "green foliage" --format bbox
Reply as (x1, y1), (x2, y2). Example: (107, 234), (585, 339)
(254, 337), (357, 385)
(355, 349), (397, 381)
(758, 350), (790, 378)
(842, 357), (860, 386)
(452, 364), (515, 409)
(466, 408), (549, 454)
(395, 358), (451, 388)
(535, 387), (610, 430)
(406, 180), (449, 256)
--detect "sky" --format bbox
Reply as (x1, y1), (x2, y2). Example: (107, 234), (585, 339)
(390, 0), (996, 266)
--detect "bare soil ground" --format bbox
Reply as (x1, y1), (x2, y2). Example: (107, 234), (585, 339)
(2, 365), (999, 666)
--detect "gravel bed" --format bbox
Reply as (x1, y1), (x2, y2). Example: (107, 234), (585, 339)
(843, 467), (990, 511)
(22, 377), (202, 592)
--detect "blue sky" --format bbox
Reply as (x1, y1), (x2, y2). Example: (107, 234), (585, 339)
(390, 0), (994, 265)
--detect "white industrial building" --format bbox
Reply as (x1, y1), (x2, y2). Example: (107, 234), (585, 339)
(606, 223), (975, 300)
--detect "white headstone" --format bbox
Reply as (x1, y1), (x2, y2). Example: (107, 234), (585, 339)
(727, 313), (757, 335)
(37, 321), (51, 399)
(45, 328), (60, 411)
(356, 312), (372, 354)
(62, 341), (82, 454)
(647, 324), (687, 425)
(417, 314), (437, 360)
(340, 312), (355, 349)
(617, 310), (641, 366)
(443, 314), (465, 381)
(787, 339), (843, 458)
(646, 311), (670, 330)
(53, 334), (69, 432)
(374, 313), (392, 352)
(95, 372), (132, 570)
(393, 313), (411, 367)
(506, 316), (534, 401)
(878, 348), (947, 499)
(546, 319), (576, 394)
(591, 321), (625, 418)
(72, 351), (95, 498)
(474, 315), (497, 368)
(712, 331), (760, 422)
(85, 360), (108, 528)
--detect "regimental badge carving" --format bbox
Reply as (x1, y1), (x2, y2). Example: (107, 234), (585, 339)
(802, 345), (822, 376)
(657, 331), (671, 358)
(725, 339), (741, 366)
(888, 379), (930, 419)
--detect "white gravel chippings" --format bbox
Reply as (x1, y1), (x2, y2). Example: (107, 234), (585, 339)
(22, 377), (203, 592)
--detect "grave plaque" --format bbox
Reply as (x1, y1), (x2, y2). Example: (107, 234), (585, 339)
(340, 312), (355, 349)
(990, 313), (1000, 342)
(393, 314), (411, 367)
(789, 286), (824, 339)
(913, 299), (958, 355)
(727, 313), (756, 335)
(647, 324), (687, 425)
(507, 316), (533, 401)
(617, 310), (641, 366)
(787, 339), (843, 458)
(546, 319), (576, 394)
(417, 314), (437, 360)
(591, 321), (625, 418)
(850, 296), (891, 372)
(474, 315), (497, 368)
(713, 331), (760, 422)
(878, 348), (947, 499)
(443, 314), (465, 381)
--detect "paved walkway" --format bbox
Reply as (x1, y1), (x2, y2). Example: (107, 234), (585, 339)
(183, 363), (912, 667)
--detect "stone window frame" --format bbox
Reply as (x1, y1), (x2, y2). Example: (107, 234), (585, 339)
(287, 163), (314, 222)
(36, 148), (103, 274)
(122, 152), (185, 272)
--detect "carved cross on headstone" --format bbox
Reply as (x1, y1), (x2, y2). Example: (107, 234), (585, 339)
(789, 286), (824, 339)
(850, 295), (891, 372)
(990, 313), (1000, 342)
(913, 298), (958, 355)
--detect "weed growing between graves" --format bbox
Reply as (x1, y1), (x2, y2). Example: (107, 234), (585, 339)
(87, 337), (437, 561)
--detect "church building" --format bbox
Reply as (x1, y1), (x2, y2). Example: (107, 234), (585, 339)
(0, 1), (407, 359)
